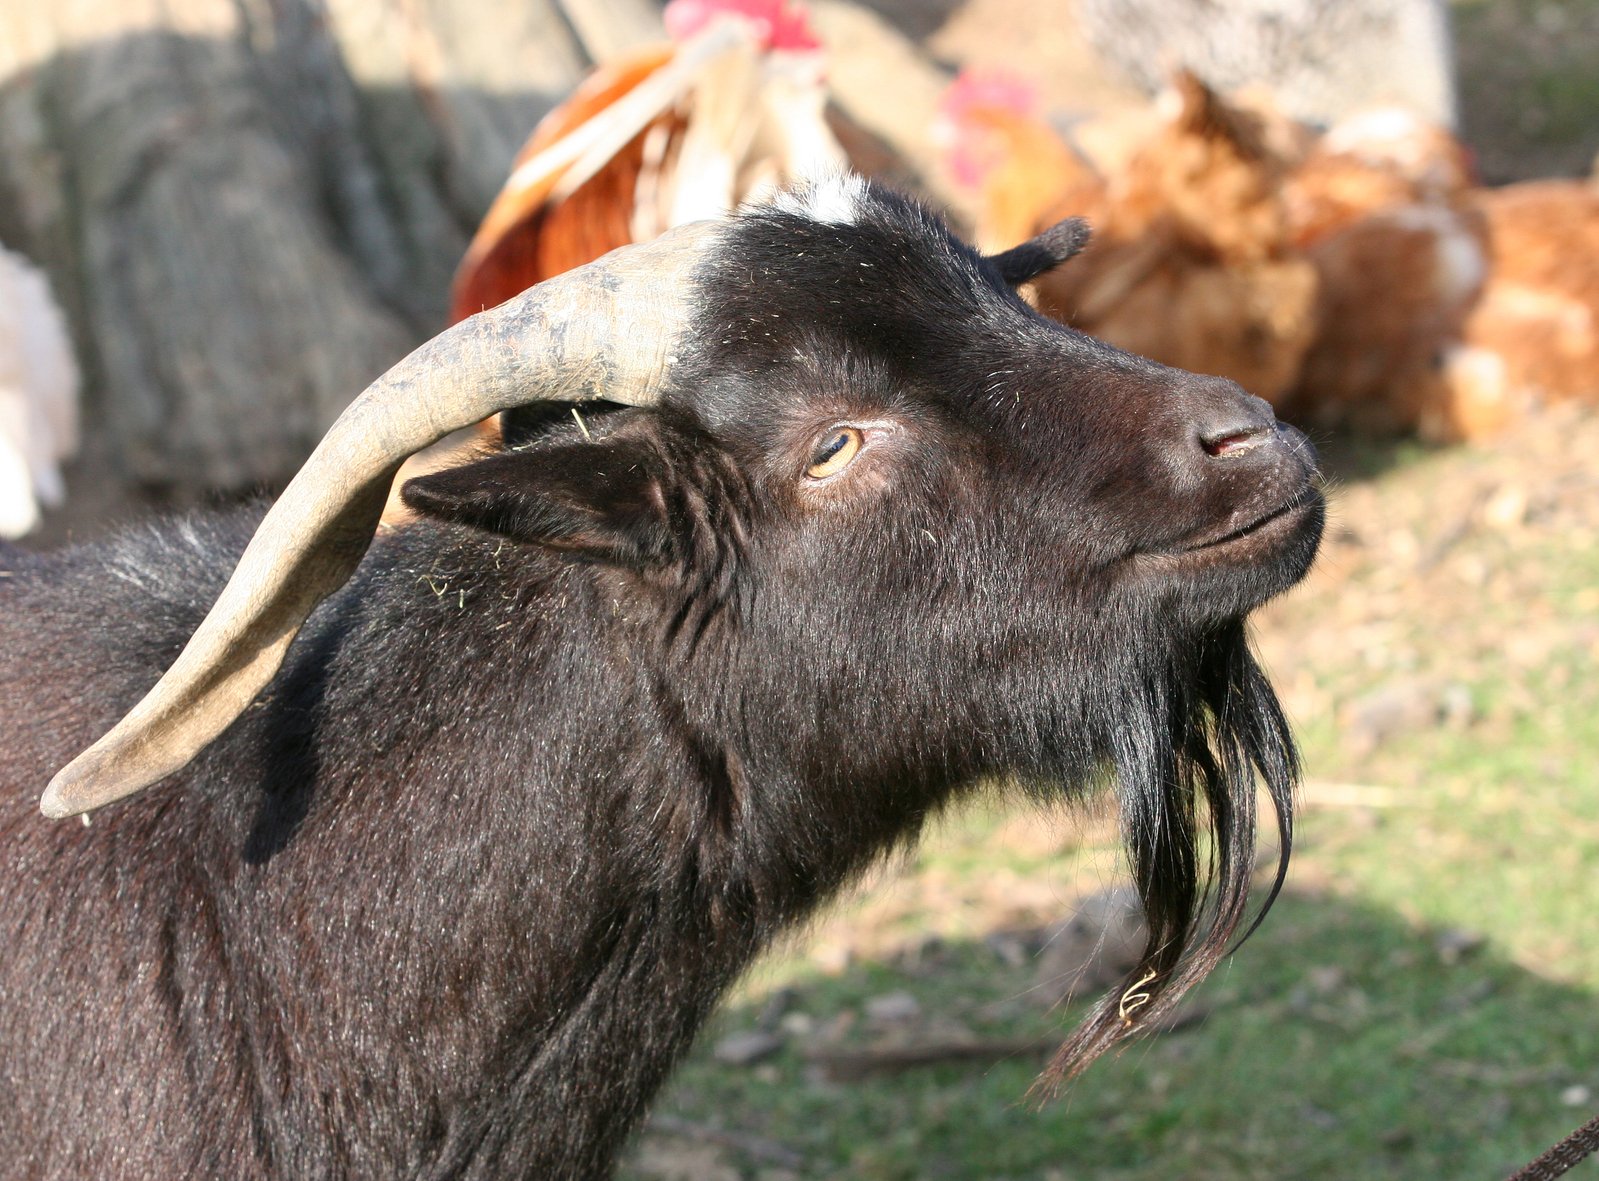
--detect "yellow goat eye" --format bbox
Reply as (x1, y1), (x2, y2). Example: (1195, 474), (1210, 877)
(805, 427), (863, 479)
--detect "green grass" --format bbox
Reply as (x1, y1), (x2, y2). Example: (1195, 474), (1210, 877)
(623, 442), (1599, 1180)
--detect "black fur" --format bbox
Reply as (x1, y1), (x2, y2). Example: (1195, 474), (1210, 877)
(0, 182), (1322, 1178)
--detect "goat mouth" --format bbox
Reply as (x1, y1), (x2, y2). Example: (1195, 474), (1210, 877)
(1178, 490), (1317, 556)
(1138, 486), (1323, 579)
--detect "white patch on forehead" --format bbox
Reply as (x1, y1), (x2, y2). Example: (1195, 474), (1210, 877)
(765, 173), (869, 226)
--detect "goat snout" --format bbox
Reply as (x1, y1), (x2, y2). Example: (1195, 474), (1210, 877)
(1129, 373), (1322, 565)
(1202, 419), (1318, 470)
(1186, 380), (1275, 455)
(1200, 421), (1272, 458)
(1175, 379), (1316, 477)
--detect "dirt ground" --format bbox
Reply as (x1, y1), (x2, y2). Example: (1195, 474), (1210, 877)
(1256, 405), (1599, 751)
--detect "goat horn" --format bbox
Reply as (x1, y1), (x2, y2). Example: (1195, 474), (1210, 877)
(40, 219), (720, 820)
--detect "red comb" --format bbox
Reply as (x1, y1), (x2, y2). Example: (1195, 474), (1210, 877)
(937, 69), (1041, 188)
(663, 0), (822, 52)
(941, 68), (1037, 119)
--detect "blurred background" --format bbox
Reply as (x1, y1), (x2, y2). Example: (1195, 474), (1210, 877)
(2, 0), (1596, 1177)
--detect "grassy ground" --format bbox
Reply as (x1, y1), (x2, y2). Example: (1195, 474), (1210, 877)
(1453, 0), (1599, 183)
(623, 407), (1599, 1180)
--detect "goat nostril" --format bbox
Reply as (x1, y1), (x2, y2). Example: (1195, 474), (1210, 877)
(1201, 425), (1271, 459)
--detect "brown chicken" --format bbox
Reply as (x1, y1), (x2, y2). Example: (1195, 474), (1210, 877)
(1425, 178), (1599, 440)
(1281, 108), (1488, 434)
(943, 70), (1318, 404)
(934, 70), (1108, 251)
(941, 68), (1598, 442)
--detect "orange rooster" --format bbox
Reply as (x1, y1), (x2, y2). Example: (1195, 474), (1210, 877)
(450, 0), (844, 323)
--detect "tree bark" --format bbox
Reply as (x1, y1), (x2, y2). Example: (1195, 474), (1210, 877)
(0, 0), (660, 532)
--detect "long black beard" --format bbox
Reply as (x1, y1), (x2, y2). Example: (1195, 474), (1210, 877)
(1037, 617), (1297, 1093)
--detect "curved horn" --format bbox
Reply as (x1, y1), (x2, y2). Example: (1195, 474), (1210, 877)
(41, 219), (722, 819)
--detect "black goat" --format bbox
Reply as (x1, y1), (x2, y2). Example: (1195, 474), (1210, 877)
(0, 179), (1322, 1179)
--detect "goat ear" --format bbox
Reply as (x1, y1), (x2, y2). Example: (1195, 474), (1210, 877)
(400, 437), (671, 567)
(985, 217), (1092, 285)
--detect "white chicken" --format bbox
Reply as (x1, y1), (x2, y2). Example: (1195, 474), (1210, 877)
(0, 245), (78, 539)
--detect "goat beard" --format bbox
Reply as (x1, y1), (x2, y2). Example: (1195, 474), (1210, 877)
(1034, 616), (1296, 1096)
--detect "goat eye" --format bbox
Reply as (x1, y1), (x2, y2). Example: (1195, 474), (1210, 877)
(805, 427), (863, 479)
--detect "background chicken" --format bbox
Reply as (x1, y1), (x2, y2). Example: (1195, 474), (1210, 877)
(450, 0), (846, 324)
(0, 245), (79, 540)
(937, 65), (1592, 439)
(1281, 108), (1489, 434)
(941, 69), (1319, 405)
(1279, 111), (1599, 441)
(934, 70), (1108, 252)
(1427, 176), (1599, 441)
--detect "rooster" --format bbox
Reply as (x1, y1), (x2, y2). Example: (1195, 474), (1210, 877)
(449, 0), (844, 323)
(0, 245), (79, 539)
